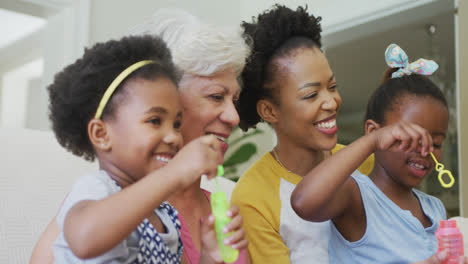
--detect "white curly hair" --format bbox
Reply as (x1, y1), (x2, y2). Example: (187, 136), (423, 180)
(131, 8), (250, 77)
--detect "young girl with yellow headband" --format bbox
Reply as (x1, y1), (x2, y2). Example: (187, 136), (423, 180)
(48, 35), (247, 263)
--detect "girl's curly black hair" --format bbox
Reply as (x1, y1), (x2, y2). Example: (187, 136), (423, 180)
(47, 35), (180, 161)
(237, 4), (322, 131)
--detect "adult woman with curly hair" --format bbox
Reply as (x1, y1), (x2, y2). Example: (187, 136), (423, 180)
(231, 5), (462, 264)
(30, 9), (251, 264)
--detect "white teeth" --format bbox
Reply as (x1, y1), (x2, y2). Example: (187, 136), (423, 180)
(316, 119), (336, 129)
(409, 162), (425, 170)
(214, 135), (227, 142)
(156, 156), (171, 162)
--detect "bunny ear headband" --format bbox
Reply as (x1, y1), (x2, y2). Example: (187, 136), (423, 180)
(385, 43), (438, 78)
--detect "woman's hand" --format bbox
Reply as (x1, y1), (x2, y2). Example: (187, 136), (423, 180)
(220, 205), (248, 251)
(199, 205), (248, 264)
(413, 251), (468, 264)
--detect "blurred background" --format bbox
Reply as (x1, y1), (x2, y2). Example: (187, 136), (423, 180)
(0, 0), (465, 217)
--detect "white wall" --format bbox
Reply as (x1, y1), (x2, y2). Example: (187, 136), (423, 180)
(1, 0), (444, 131)
(238, 0), (440, 33)
(89, 0), (242, 44)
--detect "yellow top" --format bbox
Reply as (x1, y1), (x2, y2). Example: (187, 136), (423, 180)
(230, 144), (374, 264)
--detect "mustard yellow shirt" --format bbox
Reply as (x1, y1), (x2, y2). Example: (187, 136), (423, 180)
(231, 144), (374, 264)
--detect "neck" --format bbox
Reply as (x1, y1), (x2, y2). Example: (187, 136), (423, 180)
(272, 142), (330, 177)
(369, 164), (415, 202)
(98, 157), (135, 188)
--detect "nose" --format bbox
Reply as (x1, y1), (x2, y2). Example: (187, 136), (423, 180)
(219, 101), (240, 129)
(163, 127), (183, 149)
(321, 92), (339, 110)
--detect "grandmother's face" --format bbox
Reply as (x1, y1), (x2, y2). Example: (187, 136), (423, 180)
(178, 69), (240, 156)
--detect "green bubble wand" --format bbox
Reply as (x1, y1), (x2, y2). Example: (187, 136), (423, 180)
(429, 152), (455, 188)
(210, 165), (239, 263)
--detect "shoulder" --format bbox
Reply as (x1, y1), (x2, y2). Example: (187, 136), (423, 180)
(70, 171), (120, 197)
(233, 153), (280, 194)
(231, 152), (282, 211)
(56, 171), (120, 228)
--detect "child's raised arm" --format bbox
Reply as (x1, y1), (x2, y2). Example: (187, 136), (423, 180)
(63, 135), (222, 259)
(291, 121), (433, 223)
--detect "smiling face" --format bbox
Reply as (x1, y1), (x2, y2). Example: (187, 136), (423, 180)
(105, 77), (183, 183)
(178, 69), (240, 156)
(271, 47), (342, 151)
(375, 95), (449, 188)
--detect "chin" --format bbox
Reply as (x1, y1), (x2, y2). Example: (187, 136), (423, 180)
(320, 138), (338, 151)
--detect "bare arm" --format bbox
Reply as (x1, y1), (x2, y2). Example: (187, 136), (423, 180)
(64, 166), (181, 259)
(291, 121), (433, 222)
(30, 216), (60, 264)
(65, 135), (222, 259)
(291, 134), (376, 222)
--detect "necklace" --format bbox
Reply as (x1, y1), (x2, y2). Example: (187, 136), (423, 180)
(271, 147), (294, 174)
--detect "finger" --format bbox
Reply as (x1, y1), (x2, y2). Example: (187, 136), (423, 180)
(224, 215), (243, 234)
(399, 123), (422, 153)
(224, 228), (246, 245)
(430, 251), (447, 264)
(200, 214), (215, 232)
(412, 251), (447, 264)
(227, 205), (240, 218)
(199, 134), (221, 153)
(207, 135), (222, 151)
(204, 164), (220, 180)
(409, 123), (432, 156)
(206, 214), (215, 227)
(392, 125), (411, 152)
(460, 256), (468, 264)
(231, 238), (248, 250)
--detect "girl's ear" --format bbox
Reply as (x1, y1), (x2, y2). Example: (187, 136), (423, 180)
(365, 119), (381, 135)
(88, 118), (111, 151)
(257, 99), (279, 124)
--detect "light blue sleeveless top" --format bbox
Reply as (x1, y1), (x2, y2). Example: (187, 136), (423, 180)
(329, 170), (446, 264)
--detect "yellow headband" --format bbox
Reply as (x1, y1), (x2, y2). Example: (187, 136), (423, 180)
(94, 60), (155, 119)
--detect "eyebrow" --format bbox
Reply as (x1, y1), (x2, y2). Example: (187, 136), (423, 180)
(298, 74), (335, 90)
(210, 84), (240, 98)
(145, 106), (168, 115)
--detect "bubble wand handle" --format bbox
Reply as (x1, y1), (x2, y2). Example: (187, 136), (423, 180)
(210, 165), (239, 263)
(430, 152), (455, 188)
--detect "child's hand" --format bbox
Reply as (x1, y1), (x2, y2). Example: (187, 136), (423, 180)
(412, 251), (468, 264)
(373, 121), (433, 156)
(199, 205), (248, 264)
(168, 135), (223, 188)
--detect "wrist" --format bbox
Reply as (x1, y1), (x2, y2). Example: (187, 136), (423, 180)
(364, 132), (379, 153)
(150, 164), (182, 190)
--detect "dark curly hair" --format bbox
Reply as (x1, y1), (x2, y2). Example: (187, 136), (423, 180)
(365, 67), (447, 124)
(237, 5), (322, 131)
(48, 35), (180, 161)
